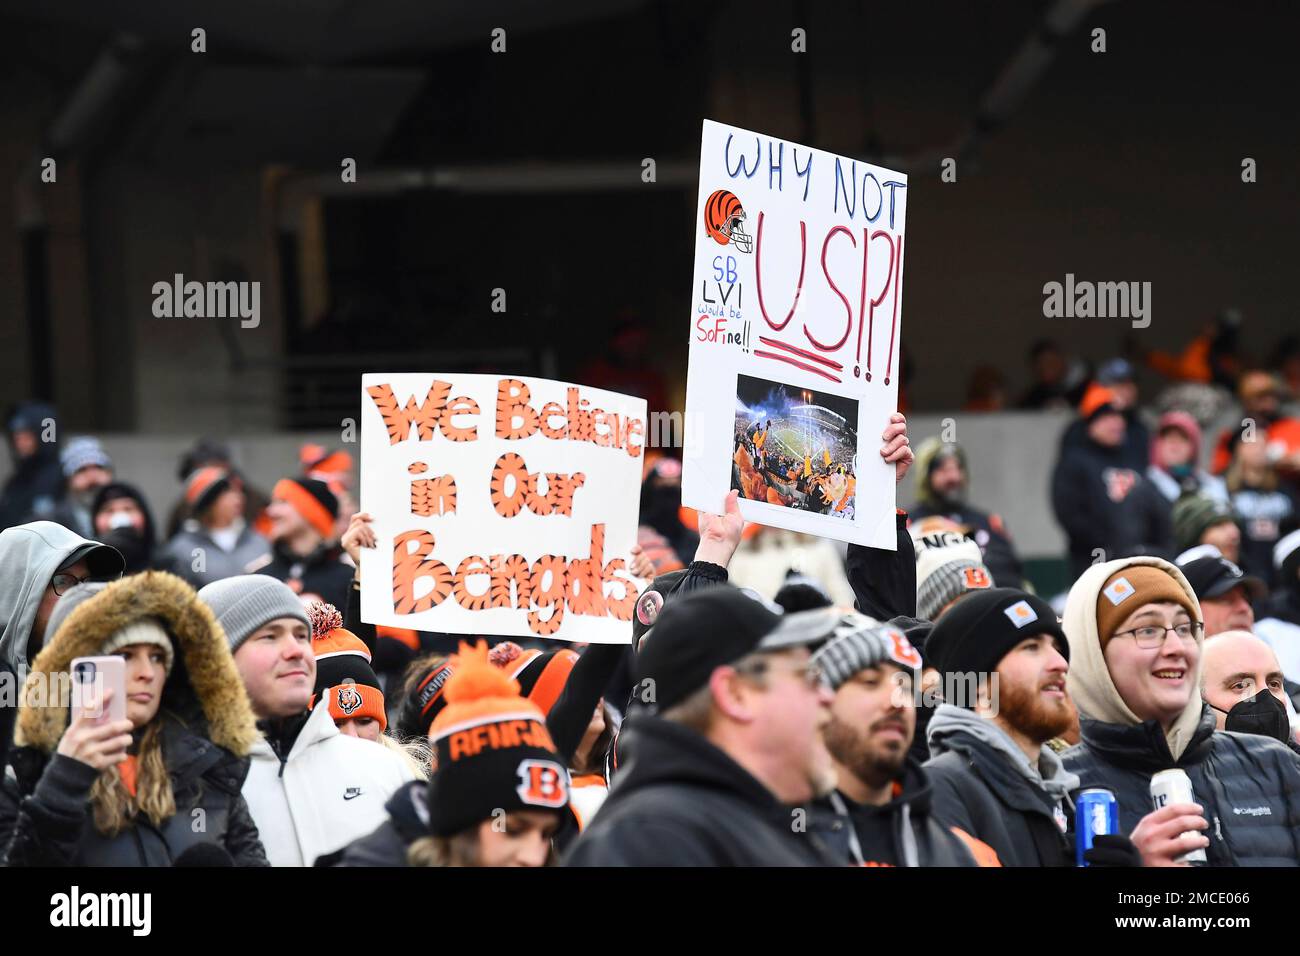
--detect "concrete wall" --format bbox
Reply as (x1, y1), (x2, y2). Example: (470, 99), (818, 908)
(0, 412), (1086, 559)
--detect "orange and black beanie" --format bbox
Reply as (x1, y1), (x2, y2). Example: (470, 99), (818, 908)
(307, 601), (387, 732)
(427, 641), (570, 837)
(272, 476), (339, 539)
(487, 641), (579, 716)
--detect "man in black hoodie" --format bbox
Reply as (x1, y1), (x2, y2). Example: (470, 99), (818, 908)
(806, 609), (992, 866)
(565, 587), (841, 866)
(1052, 385), (1172, 578)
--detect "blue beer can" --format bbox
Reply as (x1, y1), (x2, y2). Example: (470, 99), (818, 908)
(1076, 788), (1119, 867)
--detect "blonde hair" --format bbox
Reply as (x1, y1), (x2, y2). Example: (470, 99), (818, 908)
(378, 731), (432, 779)
(407, 832), (479, 867)
(88, 718), (176, 837)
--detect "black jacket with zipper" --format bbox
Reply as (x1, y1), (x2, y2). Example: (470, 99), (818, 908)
(925, 728), (1074, 867)
(565, 715), (840, 866)
(808, 758), (980, 866)
(1062, 705), (1300, 866)
(1, 714), (267, 866)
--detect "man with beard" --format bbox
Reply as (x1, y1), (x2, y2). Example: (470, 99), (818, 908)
(923, 589), (1083, 866)
(910, 438), (1022, 587)
(806, 609), (994, 866)
(565, 586), (842, 866)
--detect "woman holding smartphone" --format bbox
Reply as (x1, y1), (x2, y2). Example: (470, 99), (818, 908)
(0, 571), (268, 866)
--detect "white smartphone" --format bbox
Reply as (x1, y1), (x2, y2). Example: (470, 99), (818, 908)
(70, 656), (126, 723)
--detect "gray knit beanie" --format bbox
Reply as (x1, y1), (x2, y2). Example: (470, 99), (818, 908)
(811, 611), (923, 691)
(197, 575), (310, 652)
(44, 581), (112, 648)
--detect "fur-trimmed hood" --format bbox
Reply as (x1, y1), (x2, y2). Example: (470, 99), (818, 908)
(15, 570), (259, 757)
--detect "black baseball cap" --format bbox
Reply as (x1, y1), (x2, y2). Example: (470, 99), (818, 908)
(634, 585), (831, 713)
(1177, 555), (1266, 602)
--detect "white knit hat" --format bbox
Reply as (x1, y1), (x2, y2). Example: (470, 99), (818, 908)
(100, 619), (175, 675)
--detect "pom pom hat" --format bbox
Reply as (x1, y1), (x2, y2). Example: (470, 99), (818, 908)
(426, 641), (569, 837)
(306, 601), (387, 732)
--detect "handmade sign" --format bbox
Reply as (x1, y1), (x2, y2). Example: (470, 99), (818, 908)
(359, 373), (646, 643)
(682, 119), (908, 548)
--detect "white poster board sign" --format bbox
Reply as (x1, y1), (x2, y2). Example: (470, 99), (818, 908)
(682, 119), (908, 548)
(359, 373), (646, 643)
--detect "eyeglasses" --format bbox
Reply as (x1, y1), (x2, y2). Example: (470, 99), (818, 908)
(734, 656), (828, 690)
(1112, 621), (1203, 649)
(50, 572), (93, 596)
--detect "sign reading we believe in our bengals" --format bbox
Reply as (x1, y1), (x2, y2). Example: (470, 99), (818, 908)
(358, 373), (646, 644)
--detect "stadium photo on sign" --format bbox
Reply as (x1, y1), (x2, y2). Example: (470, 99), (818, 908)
(731, 374), (858, 519)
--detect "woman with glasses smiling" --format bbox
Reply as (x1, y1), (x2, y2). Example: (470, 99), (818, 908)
(1061, 556), (1300, 867)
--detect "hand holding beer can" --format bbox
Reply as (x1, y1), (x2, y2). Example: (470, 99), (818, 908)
(1076, 788), (1118, 866)
(1149, 769), (1208, 864)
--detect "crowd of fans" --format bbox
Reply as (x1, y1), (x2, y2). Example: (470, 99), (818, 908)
(0, 325), (1298, 867)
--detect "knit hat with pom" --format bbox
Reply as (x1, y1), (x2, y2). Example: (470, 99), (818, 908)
(426, 641), (570, 836)
(306, 601), (386, 733)
(487, 641), (580, 716)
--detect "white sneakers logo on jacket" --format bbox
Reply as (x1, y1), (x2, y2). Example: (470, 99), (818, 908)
(242, 704), (417, 866)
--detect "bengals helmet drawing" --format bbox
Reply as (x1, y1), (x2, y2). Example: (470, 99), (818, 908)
(703, 189), (753, 253)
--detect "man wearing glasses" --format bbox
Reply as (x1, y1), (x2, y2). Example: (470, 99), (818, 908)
(1063, 556), (1300, 866)
(0, 520), (124, 674)
(565, 585), (842, 866)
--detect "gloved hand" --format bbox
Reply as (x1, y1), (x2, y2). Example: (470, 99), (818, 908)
(1084, 833), (1143, 867)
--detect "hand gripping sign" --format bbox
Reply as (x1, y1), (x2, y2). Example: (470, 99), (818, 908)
(360, 373), (646, 643)
(683, 120), (908, 548)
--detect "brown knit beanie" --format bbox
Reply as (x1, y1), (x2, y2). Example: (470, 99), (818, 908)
(1095, 566), (1200, 648)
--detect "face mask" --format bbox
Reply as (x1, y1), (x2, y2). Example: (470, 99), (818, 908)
(1214, 691), (1291, 745)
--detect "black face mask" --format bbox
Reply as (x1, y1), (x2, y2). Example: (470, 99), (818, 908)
(1214, 691), (1291, 745)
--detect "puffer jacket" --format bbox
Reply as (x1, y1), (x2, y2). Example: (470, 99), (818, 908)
(1062, 554), (1300, 866)
(1064, 706), (1300, 866)
(0, 571), (268, 866)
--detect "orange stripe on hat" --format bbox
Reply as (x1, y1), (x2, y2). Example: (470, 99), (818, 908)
(185, 466), (228, 505)
(525, 649), (579, 716)
(273, 478), (335, 538)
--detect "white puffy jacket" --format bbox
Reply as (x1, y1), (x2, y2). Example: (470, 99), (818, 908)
(242, 705), (416, 866)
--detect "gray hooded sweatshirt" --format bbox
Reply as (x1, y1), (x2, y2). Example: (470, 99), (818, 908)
(0, 521), (124, 675)
(927, 704), (1081, 806)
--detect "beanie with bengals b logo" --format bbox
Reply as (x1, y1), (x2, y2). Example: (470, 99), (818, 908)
(306, 601), (387, 733)
(427, 641), (570, 837)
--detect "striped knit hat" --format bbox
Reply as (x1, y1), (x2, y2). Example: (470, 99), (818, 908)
(272, 477), (339, 539)
(427, 641), (569, 837)
(913, 531), (992, 621)
(487, 641), (580, 716)
(307, 601), (386, 732)
(812, 611), (923, 690)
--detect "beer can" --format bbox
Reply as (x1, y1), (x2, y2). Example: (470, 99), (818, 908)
(1075, 788), (1118, 867)
(1149, 768), (1207, 863)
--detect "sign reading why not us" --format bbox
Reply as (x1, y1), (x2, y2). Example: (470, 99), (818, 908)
(359, 373), (646, 643)
(682, 119), (908, 549)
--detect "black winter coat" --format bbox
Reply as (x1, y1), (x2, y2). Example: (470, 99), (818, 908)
(0, 570), (269, 867)
(846, 511), (916, 621)
(1, 715), (266, 866)
(1051, 437), (1173, 578)
(1063, 706), (1300, 867)
(926, 729), (1073, 867)
(565, 715), (840, 866)
(808, 759), (980, 866)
